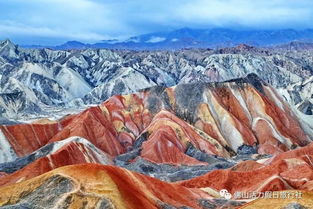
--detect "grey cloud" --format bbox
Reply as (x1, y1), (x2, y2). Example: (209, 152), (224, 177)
(0, 0), (312, 44)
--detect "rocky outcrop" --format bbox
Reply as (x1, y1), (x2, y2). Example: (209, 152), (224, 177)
(1, 40), (313, 120)
(279, 77), (313, 115)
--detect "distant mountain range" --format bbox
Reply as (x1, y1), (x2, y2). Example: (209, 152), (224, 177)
(22, 28), (313, 50)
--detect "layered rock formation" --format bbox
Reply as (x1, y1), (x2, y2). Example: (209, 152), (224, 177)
(0, 74), (311, 208)
(0, 41), (312, 208)
(179, 142), (313, 194)
(1, 40), (312, 120)
(0, 164), (212, 209)
(0, 75), (310, 166)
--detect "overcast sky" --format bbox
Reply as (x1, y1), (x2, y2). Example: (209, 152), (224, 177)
(0, 0), (312, 45)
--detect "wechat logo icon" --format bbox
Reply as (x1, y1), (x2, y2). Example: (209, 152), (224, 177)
(220, 189), (232, 200)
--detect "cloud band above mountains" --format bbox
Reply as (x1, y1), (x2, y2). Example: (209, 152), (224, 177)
(0, 0), (312, 44)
